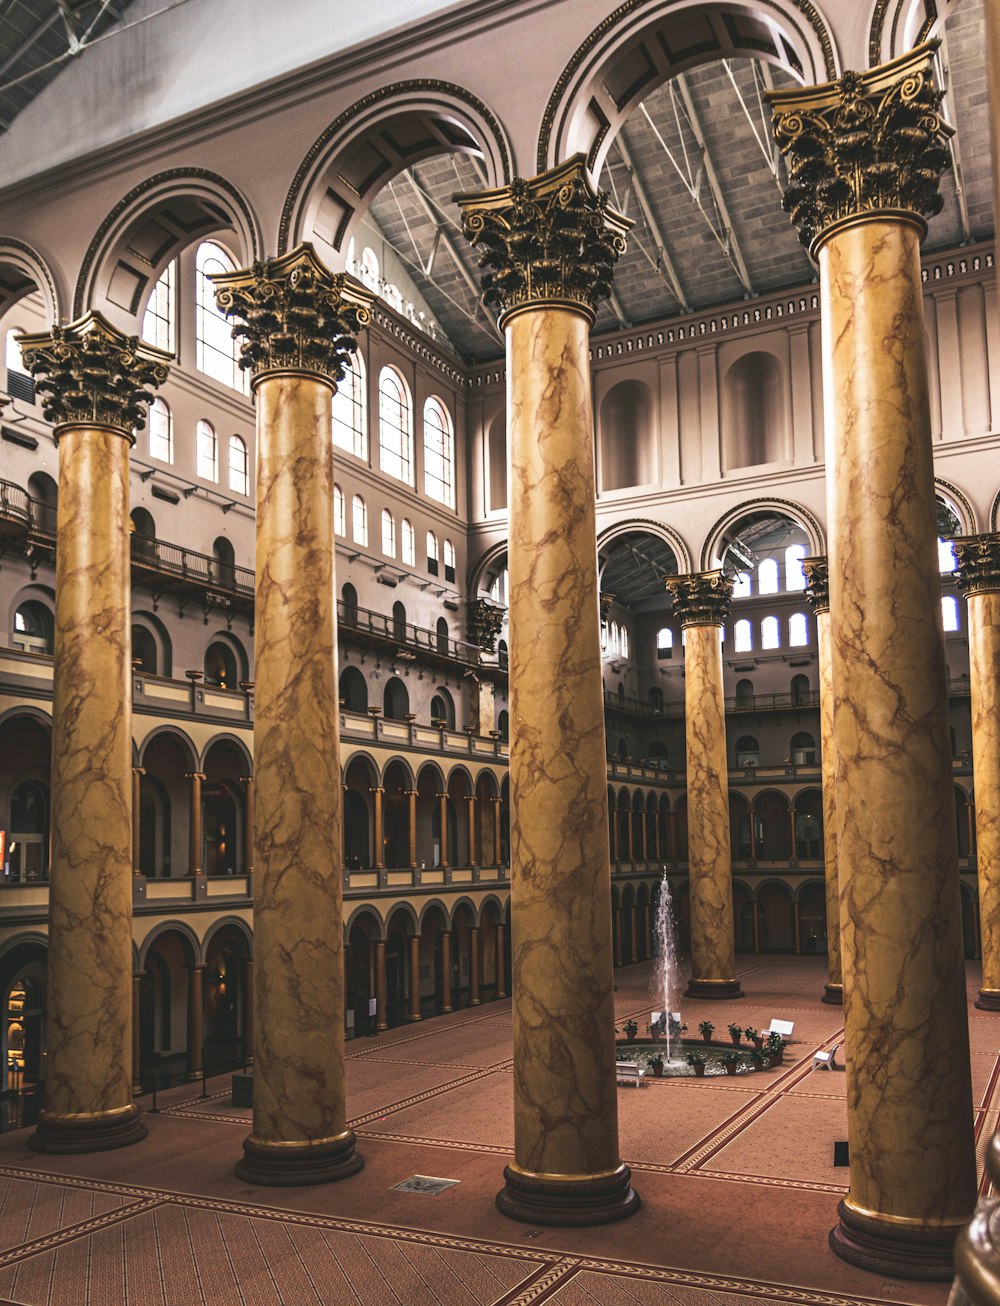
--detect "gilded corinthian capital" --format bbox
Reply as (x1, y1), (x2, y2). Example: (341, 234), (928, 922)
(211, 242), (375, 387)
(954, 533), (1000, 597)
(802, 556), (830, 614)
(454, 155), (631, 325)
(767, 43), (952, 255)
(666, 570), (733, 627)
(18, 311), (170, 439)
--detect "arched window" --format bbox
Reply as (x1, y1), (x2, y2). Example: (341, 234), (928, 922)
(732, 571), (752, 599)
(608, 621), (619, 654)
(734, 619), (753, 653)
(341, 583), (358, 626)
(498, 708), (509, 740)
(228, 435), (249, 496)
(784, 545), (807, 591)
(131, 624), (159, 674)
(352, 494), (368, 546)
(196, 241), (247, 394)
(427, 531), (439, 576)
(378, 367), (413, 485)
(791, 673), (811, 705)
(148, 397), (173, 463)
(359, 246), (380, 292)
(197, 420), (218, 482)
(736, 678), (754, 708)
(620, 626), (630, 657)
(333, 484), (345, 537)
(736, 735), (759, 766)
(443, 538), (456, 582)
(401, 518), (415, 566)
(938, 538), (958, 573)
(423, 397), (455, 506)
(332, 353), (366, 459)
(758, 558), (779, 595)
(657, 627), (673, 660)
(5, 328), (33, 403)
(204, 640), (238, 689)
(648, 687), (663, 712)
(789, 612), (809, 646)
(383, 283), (403, 313)
(381, 508), (396, 557)
(791, 731), (816, 764)
(489, 568), (508, 605)
(13, 601), (53, 655)
(142, 261), (175, 353)
(392, 601), (407, 641)
(942, 595), (960, 632)
(761, 615), (780, 649)
(436, 617), (449, 656)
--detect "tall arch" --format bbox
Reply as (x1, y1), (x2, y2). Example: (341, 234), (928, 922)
(701, 498), (825, 572)
(0, 238), (60, 322)
(537, 0), (838, 175)
(279, 82), (512, 258)
(74, 169), (262, 327)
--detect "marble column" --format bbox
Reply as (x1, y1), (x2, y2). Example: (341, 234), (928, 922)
(374, 940), (388, 1032)
(18, 312), (169, 1154)
(613, 908), (623, 969)
(370, 787), (384, 870)
(242, 957), (254, 1064)
(496, 923), (506, 999)
(186, 771), (205, 876)
(407, 790), (418, 868)
(131, 972), (143, 1095)
(239, 776), (254, 877)
(492, 797), (502, 865)
(469, 926), (481, 1005)
(407, 935), (421, 1022)
(131, 768), (144, 876)
(466, 795), (477, 867)
(213, 244), (374, 1186)
(437, 793), (449, 867)
(629, 905), (638, 962)
(186, 964), (204, 1081)
(440, 930), (454, 1013)
(771, 49), (975, 1277)
(609, 798), (619, 863)
(458, 155), (638, 1226)
(803, 557), (842, 1004)
(666, 572), (742, 1000)
(954, 534), (1000, 1010)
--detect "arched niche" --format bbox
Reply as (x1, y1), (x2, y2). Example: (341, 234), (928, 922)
(74, 170), (261, 328)
(537, 0), (837, 175)
(0, 239), (60, 323)
(279, 83), (512, 261)
(721, 352), (789, 471)
(487, 411), (507, 512)
(600, 379), (655, 491)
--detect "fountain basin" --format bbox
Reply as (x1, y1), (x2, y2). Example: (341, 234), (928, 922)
(616, 1039), (772, 1078)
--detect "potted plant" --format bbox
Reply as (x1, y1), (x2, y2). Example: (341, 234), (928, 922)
(766, 1033), (786, 1064)
(624, 1019), (638, 1042)
(749, 1048), (767, 1070)
(646, 1016), (665, 1042)
(745, 1026), (763, 1050)
(728, 1022), (743, 1046)
(722, 1051), (740, 1076)
(686, 1052), (706, 1077)
(698, 1020), (715, 1044)
(647, 1052), (665, 1078)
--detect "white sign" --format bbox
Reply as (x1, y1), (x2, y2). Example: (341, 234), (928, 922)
(368, 998), (377, 1017)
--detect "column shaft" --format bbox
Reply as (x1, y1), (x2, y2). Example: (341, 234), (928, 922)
(186, 772), (204, 877)
(374, 940), (388, 1032)
(467, 797), (477, 867)
(496, 923), (506, 999)
(237, 372), (359, 1185)
(441, 930), (453, 1013)
(438, 794), (449, 867)
(469, 926), (481, 1005)
(492, 799), (502, 865)
(131, 768), (143, 876)
(186, 965), (204, 1081)
(816, 603), (843, 1003)
(131, 972), (142, 1095)
(371, 788), (384, 870)
(407, 791), (418, 868)
(33, 424), (144, 1153)
(408, 936), (422, 1022)
(821, 218), (975, 1268)
(967, 589), (1000, 1007)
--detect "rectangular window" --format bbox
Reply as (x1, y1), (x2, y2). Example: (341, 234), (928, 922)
(142, 261), (175, 354)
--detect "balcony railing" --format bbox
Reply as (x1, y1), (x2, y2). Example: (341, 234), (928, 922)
(130, 535), (254, 600)
(604, 688), (822, 718)
(338, 599), (502, 671)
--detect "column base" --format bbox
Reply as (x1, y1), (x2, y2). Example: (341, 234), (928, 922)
(685, 978), (744, 1000)
(829, 1199), (961, 1282)
(975, 988), (1000, 1011)
(186, 1070), (203, 1082)
(496, 1163), (640, 1227)
(822, 982), (843, 1005)
(29, 1104), (147, 1154)
(235, 1131), (363, 1187)
(406, 1014), (422, 1023)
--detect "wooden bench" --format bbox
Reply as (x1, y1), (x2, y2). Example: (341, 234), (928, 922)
(616, 1060), (647, 1088)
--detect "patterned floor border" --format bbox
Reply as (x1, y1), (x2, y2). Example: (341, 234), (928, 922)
(0, 1163), (918, 1306)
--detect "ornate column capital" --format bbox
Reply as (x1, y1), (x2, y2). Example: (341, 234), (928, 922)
(767, 43), (951, 256)
(954, 533), (1000, 596)
(18, 311), (170, 441)
(802, 555), (830, 614)
(454, 154), (631, 327)
(211, 242), (375, 389)
(467, 597), (505, 652)
(665, 570), (733, 627)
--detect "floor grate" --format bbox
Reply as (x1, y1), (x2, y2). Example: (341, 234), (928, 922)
(390, 1174), (459, 1195)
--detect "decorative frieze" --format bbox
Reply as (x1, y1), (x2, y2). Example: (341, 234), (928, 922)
(665, 570), (733, 627)
(18, 311), (170, 438)
(455, 155), (630, 324)
(212, 242), (374, 386)
(954, 534), (1000, 597)
(768, 44), (951, 254)
(802, 556), (830, 614)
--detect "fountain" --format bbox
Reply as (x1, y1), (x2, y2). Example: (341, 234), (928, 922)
(650, 874), (687, 1072)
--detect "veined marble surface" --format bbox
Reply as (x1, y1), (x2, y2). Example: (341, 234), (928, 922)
(969, 591), (1000, 996)
(817, 609), (842, 996)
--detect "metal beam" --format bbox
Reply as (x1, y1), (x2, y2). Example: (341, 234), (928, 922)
(934, 33), (972, 244)
(613, 134), (691, 313)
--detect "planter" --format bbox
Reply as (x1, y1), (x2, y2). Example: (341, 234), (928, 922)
(724, 1063), (738, 1076)
(730, 1035), (741, 1046)
(651, 1064), (664, 1078)
(626, 1032), (637, 1042)
(701, 1033), (712, 1043)
(753, 1038), (764, 1051)
(693, 1063), (706, 1077)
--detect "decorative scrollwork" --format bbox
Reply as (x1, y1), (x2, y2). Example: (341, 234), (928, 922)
(18, 311), (170, 438)
(768, 43), (951, 254)
(665, 570), (733, 627)
(211, 242), (374, 386)
(802, 556), (830, 614)
(954, 534), (1000, 598)
(467, 597), (505, 653)
(454, 155), (630, 324)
